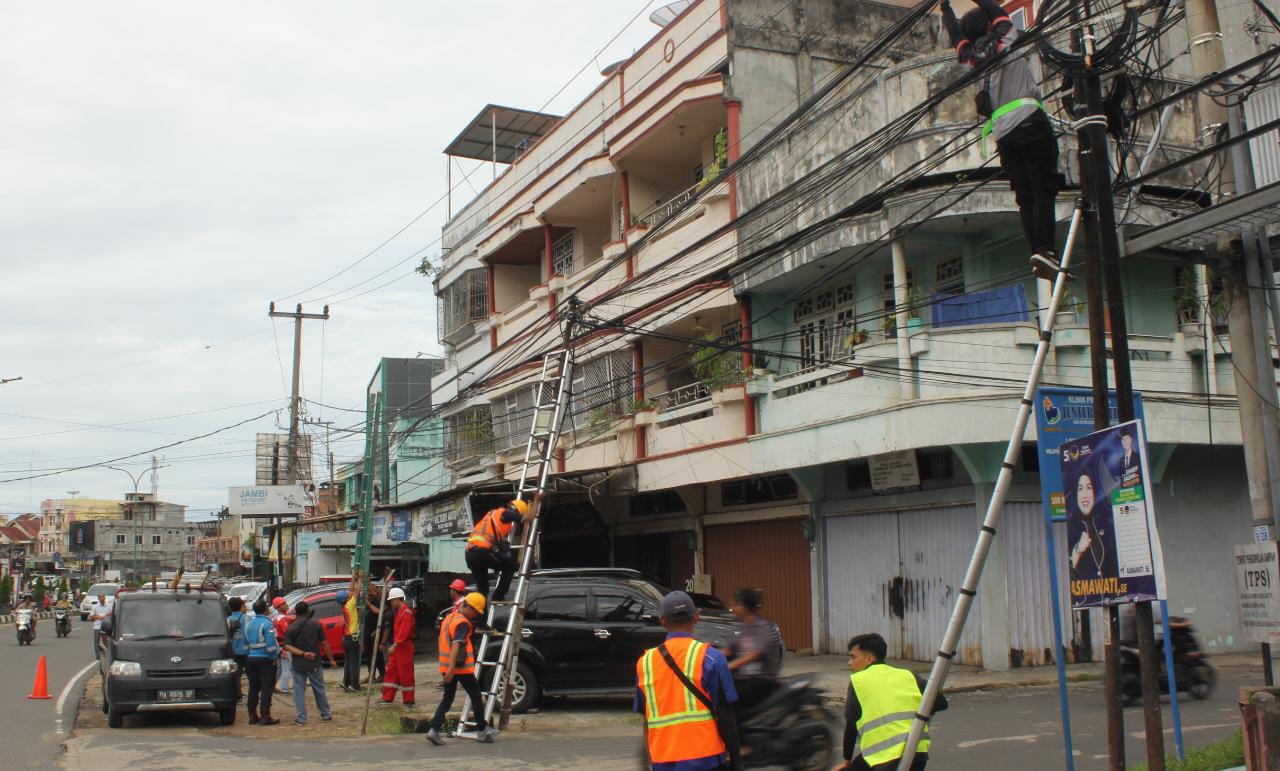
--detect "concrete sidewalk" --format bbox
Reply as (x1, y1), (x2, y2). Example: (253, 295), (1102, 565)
(782, 649), (1261, 700)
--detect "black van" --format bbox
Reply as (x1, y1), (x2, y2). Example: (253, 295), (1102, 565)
(99, 586), (238, 728)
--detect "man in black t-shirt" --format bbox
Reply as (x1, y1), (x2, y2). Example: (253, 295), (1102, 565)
(283, 601), (338, 725)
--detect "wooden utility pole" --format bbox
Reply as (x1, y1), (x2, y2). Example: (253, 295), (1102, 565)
(267, 303), (329, 590)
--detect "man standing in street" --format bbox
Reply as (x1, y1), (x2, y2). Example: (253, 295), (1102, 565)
(338, 586), (361, 693)
(425, 592), (493, 746)
(282, 600), (337, 725)
(378, 587), (417, 708)
(835, 633), (947, 771)
(244, 599), (281, 726)
(636, 590), (742, 771)
(464, 499), (532, 600)
(270, 597), (294, 695)
(88, 592), (111, 659)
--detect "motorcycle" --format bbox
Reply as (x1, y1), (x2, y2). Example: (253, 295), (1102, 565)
(1121, 616), (1215, 706)
(15, 608), (33, 645)
(54, 608), (71, 638)
(738, 676), (837, 770)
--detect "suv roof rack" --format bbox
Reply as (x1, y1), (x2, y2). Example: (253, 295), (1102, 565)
(531, 568), (644, 578)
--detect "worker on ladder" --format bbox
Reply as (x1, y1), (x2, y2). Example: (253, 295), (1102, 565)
(465, 499), (533, 601)
(941, 0), (1062, 281)
(426, 593), (495, 746)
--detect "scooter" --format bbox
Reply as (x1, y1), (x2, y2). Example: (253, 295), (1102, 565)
(54, 608), (71, 638)
(15, 608), (33, 645)
(1120, 616), (1215, 706)
(738, 676), (837, 770)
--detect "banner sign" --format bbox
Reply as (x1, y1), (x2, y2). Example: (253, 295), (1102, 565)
(1061, 419), (1167, 607)
(386, 511), (414, 542)
(869, 450), (920, 492)
(418, 496), (472, 538)
(228, 485), (314, 517)
(1235, 541), (1280, 644)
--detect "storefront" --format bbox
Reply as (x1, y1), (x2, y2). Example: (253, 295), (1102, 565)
(704, 515), (813, 651)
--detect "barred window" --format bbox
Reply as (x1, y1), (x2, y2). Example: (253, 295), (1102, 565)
(571, 351), (633, 433)
(552, 232), (575, 277)
(491, 385), (538, 451)
(446, 406), (494, 466)
(437, 269), (488, 343)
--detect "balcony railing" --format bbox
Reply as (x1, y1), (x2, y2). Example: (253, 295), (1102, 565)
(635, 181), (700, 229)
(654, 382), (710, 412)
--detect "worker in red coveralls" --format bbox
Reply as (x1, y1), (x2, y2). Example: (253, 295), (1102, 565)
(378, 587), (417, 707)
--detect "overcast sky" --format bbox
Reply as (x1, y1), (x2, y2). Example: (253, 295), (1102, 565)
(0, 1), (664, 518)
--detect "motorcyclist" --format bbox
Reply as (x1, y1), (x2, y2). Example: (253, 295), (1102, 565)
(16, 594), (37, 639)
(723, 587), (783, 727)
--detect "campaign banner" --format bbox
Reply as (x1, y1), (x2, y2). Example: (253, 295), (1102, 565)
(1061, 419), (1167, 608)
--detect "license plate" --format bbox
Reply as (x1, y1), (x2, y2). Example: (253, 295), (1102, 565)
(157, 689), (194, 703)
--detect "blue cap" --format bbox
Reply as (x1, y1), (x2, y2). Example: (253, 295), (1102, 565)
(660, 591), (696, 621)
(335, 590), (349, 604)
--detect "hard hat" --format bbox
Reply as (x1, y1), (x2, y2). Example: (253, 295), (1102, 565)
(463, 592), (486, 614)
(272, 597), (286, 609)
(449, 579), (467, 592)
(387, 587), (405, 601)
(335, 590), (349, 604)
(510, 499), (530, 516)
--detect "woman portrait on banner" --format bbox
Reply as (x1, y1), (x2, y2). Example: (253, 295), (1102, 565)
(1066, 467), (1118, 584)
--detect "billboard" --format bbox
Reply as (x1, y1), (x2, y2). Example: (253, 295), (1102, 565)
(1061, 419), (1167, 607)
(228, 485), (315, 517)
(69, 521), (96, 553)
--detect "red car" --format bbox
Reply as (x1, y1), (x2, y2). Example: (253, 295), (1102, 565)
(280, 585), (349, 658)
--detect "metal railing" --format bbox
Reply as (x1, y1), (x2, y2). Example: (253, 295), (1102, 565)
(654, 382), (711, 412)
(634, 181), (700, 229)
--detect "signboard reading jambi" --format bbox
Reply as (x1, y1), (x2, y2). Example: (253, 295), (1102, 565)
(228, 485), (315, 517)
(1061, 419), (1167, 608)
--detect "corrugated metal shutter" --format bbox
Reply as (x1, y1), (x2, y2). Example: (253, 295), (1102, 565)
(823, 512), (901, 655)
(898, 506), (983, 664)
(1246, 84), (1280, 187)
(705, 518), (813, 650)
(823, 505), (981, 665)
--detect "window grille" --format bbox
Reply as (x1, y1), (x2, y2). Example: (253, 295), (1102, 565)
(572, 351), (633, 435)
(552, 232), (575, 276)
(446, 406), (494, 465)
(437, 269), (489, 343)
(491, 385), (537, 451)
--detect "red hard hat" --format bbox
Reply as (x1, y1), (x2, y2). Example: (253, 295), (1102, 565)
(272, 597), (286, 608)
(449, 579), (466, 592)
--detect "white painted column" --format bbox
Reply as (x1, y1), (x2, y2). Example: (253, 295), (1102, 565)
(891, 237), (916, 400)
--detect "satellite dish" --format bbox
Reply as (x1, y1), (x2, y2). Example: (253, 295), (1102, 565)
(650, 0), (694, 27)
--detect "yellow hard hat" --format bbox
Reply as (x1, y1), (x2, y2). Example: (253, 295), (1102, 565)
(464, 592), (487, 614)
(511, 499), (530, 516)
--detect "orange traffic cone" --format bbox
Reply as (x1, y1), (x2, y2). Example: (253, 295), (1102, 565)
(28, 655), (51, 700)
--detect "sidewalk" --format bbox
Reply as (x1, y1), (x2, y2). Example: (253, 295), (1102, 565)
(782, 649), (1261, 702)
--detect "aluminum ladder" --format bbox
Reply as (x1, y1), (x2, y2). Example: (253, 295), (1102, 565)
(455, 347), (574, 737)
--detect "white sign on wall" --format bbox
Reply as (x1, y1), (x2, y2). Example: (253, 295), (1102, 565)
(1234, 541), (1280, 645)
(229, 485), (313, 517)
(869, 450), (920, 492)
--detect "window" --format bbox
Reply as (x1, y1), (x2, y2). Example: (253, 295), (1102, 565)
(446, 406), (494, 465)
(529, 594), (587, 622)
(793, 282), (857, 368)
(594, 593), (647, 623)
(151, 535), (162, 546)
(308, 599), (338, 619)
(491, 385), (537, 451)
(935, 256), (964, 296)
(572, 351), (633, 431)
(436, 268), (489, 343)
(552, 232), (575, 276)
(114, 534), (126, 546)
(721, 475), (799, 506)
(186, 536), (196, 546)
(134, 535), (143, 545)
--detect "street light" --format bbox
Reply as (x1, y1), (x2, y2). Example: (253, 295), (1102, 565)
(106, 466), (159, 579)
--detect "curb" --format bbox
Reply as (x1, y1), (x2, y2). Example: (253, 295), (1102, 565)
(56, 662), (99, 737)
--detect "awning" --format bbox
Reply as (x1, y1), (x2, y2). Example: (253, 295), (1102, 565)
(444, 104), (562, 164)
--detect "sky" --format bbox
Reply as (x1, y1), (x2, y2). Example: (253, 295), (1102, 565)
(0, 1), (666, 518)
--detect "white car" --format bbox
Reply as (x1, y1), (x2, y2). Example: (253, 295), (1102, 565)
(224, 581), (268, 613)
(79, 583), (119, 620)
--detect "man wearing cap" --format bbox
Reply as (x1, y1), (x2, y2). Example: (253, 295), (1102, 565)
(378, 587), (418, 707)
(635, 591), (743, 771)
(339, 584), (361, 693)
(426, 592), (494, 746)
(465, 499), (534, 601)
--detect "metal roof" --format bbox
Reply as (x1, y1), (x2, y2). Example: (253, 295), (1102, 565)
(443, 104), (562, 164)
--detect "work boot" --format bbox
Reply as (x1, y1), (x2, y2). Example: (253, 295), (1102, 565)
(426, 727), (445, 746)
(259, 709), (280, 727)
(1030, 251), (1064, 281)
(248, 708), (260, 725)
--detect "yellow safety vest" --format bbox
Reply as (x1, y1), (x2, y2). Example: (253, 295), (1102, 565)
(850, 664), (929, 766)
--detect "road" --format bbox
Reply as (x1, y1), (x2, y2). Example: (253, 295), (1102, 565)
(0, 614), (96, 769)
(58, 658), (1256, 770)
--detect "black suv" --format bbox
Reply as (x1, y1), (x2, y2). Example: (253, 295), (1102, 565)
(99, 587), (237, 728)
(471, 568), (740, 713)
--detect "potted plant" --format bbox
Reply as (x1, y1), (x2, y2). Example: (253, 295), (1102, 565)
(882, 315), (897, 339)
(1174, 269), (1202, 333)
(691, 327), (746, 400)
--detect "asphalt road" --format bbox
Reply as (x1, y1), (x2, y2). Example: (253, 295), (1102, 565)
(0, 615), (96, 769)
(59, 657), (1257, 770)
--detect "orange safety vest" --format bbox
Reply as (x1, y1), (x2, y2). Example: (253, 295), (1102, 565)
(635, 637), (726, 764)
(466, 508), (513, 551)
(438, 611), (475, 675)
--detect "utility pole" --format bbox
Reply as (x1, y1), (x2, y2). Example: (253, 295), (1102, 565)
(267, 302), (328, 592)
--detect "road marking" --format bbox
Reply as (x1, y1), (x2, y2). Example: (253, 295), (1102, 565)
(956, 734), (1040, 748)
(54, 661), (98, 736)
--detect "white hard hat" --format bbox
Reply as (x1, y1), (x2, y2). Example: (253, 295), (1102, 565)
(387, 587), (405, 601)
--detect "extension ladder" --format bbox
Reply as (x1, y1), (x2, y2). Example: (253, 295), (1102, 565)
(455, 347), (574, 737)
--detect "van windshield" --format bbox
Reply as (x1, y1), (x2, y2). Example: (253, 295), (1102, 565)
(119, 599), (226, 640)
(87, 584), (118, 597)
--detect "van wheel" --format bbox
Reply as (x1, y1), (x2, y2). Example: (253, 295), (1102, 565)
(510, 661), (539, 714)
(107, 708), (124, 728)
(219, 708), (236, 726)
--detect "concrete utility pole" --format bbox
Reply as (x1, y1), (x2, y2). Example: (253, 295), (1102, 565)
(266, 303), (328, 591)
